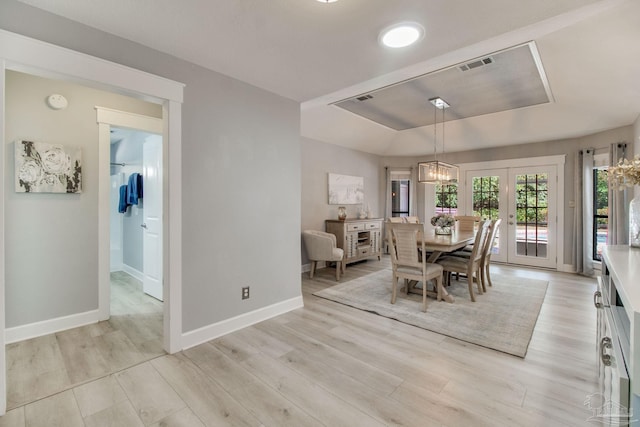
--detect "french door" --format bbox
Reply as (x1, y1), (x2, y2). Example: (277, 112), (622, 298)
(465, 165), (558, 269)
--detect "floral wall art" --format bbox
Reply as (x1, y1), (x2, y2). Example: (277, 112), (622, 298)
(15, 140), (82, 193)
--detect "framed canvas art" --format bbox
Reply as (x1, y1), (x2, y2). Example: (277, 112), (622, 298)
(15, 140), (82, 193)
(328, 173), (364, 204)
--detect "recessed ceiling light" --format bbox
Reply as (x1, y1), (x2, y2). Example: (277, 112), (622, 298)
(380, 22), (424, 48)
(316, 0), (338, 3)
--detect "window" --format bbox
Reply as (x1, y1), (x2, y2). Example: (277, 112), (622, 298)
(391, 178), (410, 217)
(435, 184), (457, 215)
(472, 176), (500, 219)
(593, 167), (609, 261)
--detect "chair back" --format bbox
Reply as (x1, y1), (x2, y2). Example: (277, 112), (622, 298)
(386, 223), (424, 269)
(404, 216), (420, 224)
(482, 218), (502, 261)
(302, 230), (337, 260)
(455, 215), (481, 232)
(387, 217), (404, 223)
(469, 220), (491, 265)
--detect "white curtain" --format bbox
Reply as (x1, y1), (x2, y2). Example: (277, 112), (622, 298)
(609, 143), (629, 245)
(409, 167), (418, 217)
(384, 167), (392, 220)
(573, 149), (594, 276)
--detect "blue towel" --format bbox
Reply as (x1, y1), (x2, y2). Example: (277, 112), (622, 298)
(118, 185), (128, 213)
(127, 173), (143, 205)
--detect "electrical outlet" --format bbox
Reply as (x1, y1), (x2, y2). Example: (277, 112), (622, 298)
(242, 286), (250, 300)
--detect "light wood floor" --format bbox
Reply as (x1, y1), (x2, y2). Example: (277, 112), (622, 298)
(5, 272), (164, 411)
(1, 258), (598, 426)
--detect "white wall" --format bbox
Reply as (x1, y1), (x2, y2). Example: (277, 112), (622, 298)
(5, 70), (161, 328)
(0, 0), (302, 334)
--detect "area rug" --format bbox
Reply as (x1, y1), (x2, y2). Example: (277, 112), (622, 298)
(313, 269), (548, 358)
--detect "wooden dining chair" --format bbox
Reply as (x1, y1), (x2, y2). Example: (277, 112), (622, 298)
(454, 215), (481, 233)
(386, 222), (444, 312)
(436, 220), (490, 302)
(480, 218), (502, 291)
(404, 216), (420, 224)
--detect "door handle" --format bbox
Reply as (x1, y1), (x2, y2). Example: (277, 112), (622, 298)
(141, 223), (147, 229)
(594, 290), (603, 308)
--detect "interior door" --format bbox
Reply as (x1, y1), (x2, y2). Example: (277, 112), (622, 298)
(142, 135), (163, 301)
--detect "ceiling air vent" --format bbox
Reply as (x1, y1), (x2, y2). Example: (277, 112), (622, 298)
(355, 94), (374, 102)
(459, 56), (494, 72)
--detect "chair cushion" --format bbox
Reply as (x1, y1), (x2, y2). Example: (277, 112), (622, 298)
(436, 256), (467, 270)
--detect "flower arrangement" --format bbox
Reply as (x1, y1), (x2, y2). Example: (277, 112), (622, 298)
(608, 155), (640, 189)
(430, 213), (455, 227)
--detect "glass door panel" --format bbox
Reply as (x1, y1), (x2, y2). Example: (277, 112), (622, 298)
(508, 166), (556, 268)
(465, 170), (508, 263)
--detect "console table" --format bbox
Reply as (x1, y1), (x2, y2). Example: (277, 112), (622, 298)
(325, 218), (383, 266)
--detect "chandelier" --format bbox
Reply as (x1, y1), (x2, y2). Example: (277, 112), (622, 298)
(418, 97), (459, 184)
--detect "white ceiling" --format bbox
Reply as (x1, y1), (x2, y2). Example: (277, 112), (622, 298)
(17, 0), (640, 156)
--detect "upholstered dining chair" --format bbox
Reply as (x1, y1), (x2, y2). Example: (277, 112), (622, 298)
(302, 230), (345, 281)
(436, 220), (490, 302)
(386, 222), (444, 312)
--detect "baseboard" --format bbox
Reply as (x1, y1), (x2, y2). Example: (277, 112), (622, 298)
(181, 295), (304, 351)
(110, 262), (124, 273)
(559, 263), (577, 273)
(5, 309), (101, 344)
(301, 262), (329, 274)
(122, 264), (144, 281)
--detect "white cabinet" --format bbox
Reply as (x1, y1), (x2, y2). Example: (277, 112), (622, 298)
(597, 246), (640, 426)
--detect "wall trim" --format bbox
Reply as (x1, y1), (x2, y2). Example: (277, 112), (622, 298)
(181, 296), (304, 351)
(122, 265), (144, 282)
(5, 309), (101, 344)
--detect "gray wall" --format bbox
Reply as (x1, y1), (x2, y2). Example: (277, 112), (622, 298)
(5, 70), (161, 328)
(301, 137), (381, 265)
(380, 125), (635, 267)
(1, 1), (302, 333)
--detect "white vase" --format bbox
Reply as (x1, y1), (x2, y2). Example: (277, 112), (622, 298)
(630, 196), (640, 248)
(435, 226), (452, 235)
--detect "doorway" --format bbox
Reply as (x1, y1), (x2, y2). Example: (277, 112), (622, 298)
(110, 126), (163, 301)
(463, 161), (560, 269)
(0, 30), (184, 415)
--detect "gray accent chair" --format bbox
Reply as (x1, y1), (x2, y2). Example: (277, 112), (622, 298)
(303, 230), (345, 281)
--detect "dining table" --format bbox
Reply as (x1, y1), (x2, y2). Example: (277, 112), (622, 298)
(420, 228), (475, 263)
(408, 227), (476, 303)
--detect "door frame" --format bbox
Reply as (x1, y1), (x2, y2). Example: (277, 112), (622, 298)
(0, 29), (184, 415)
(457, 154), (566, 270)
(96, 108), (164, 314)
